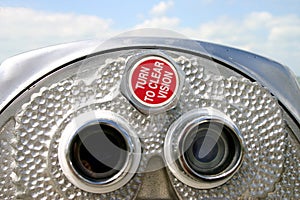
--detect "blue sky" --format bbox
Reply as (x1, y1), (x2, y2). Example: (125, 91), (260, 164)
(0, 0), (299, 75)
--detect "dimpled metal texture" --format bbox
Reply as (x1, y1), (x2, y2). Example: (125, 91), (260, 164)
(11, 56), (147, 200)
(267, 133), (300, 199)
(0, 49), (298, 199)
(166, 52), (290, 199)
(0, 119), (17, 200)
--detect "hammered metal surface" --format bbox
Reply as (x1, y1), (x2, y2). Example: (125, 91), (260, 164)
(163, 52), (287, 199)
(0, 49), (298, 199)
(0, 119), (17, 200)
(267, 133), (300, 199)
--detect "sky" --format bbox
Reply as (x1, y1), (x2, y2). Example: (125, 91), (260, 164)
(0, 0), (299, 75)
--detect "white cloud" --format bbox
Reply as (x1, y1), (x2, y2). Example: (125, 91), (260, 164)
(244, 12), (273, 29)
(135, 1), (179, 30)
(150, 1), (174, 16)
(136, 8), (300, 75)
(0, 7), (115, 39)
(0, 7), (116, 61)
(0, 6), (299, 76)
(179, 12), (300, 75)
(135, 16), (180, 29)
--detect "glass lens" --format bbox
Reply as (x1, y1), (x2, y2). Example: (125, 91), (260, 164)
(192, 135), (219, 163)
(70, 123), (128, 181)
(183, 122), (237, 176)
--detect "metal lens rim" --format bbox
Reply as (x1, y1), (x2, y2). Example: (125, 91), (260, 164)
(58, 111), (141, 193)
(69, 121), (131, 183)
(182, 123), (230, 175)
(164, 108), (244, 189)
(179, 119), (242, 180)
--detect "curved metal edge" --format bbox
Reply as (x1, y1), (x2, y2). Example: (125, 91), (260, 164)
(197, 41), (300, 129)
(1, 37), (299, 129)
(0, 40), (99, 113)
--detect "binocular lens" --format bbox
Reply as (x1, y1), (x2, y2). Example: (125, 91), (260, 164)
(58, 111), (142, 193)
(192, 135), (219, 163)
(183, 122), (239, 176)
(164, 109), (244, 189)
(70, 123), (128, 181)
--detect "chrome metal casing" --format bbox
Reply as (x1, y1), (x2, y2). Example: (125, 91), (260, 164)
(0, 36), (299, 199)
(1, 37), (299, 132)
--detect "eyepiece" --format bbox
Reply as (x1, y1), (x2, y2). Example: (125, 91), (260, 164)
(58, 111), (141, 193)
(70, 123), (128, 181)
(180, 121), (242, 180)
(164, 108), (244, 189)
